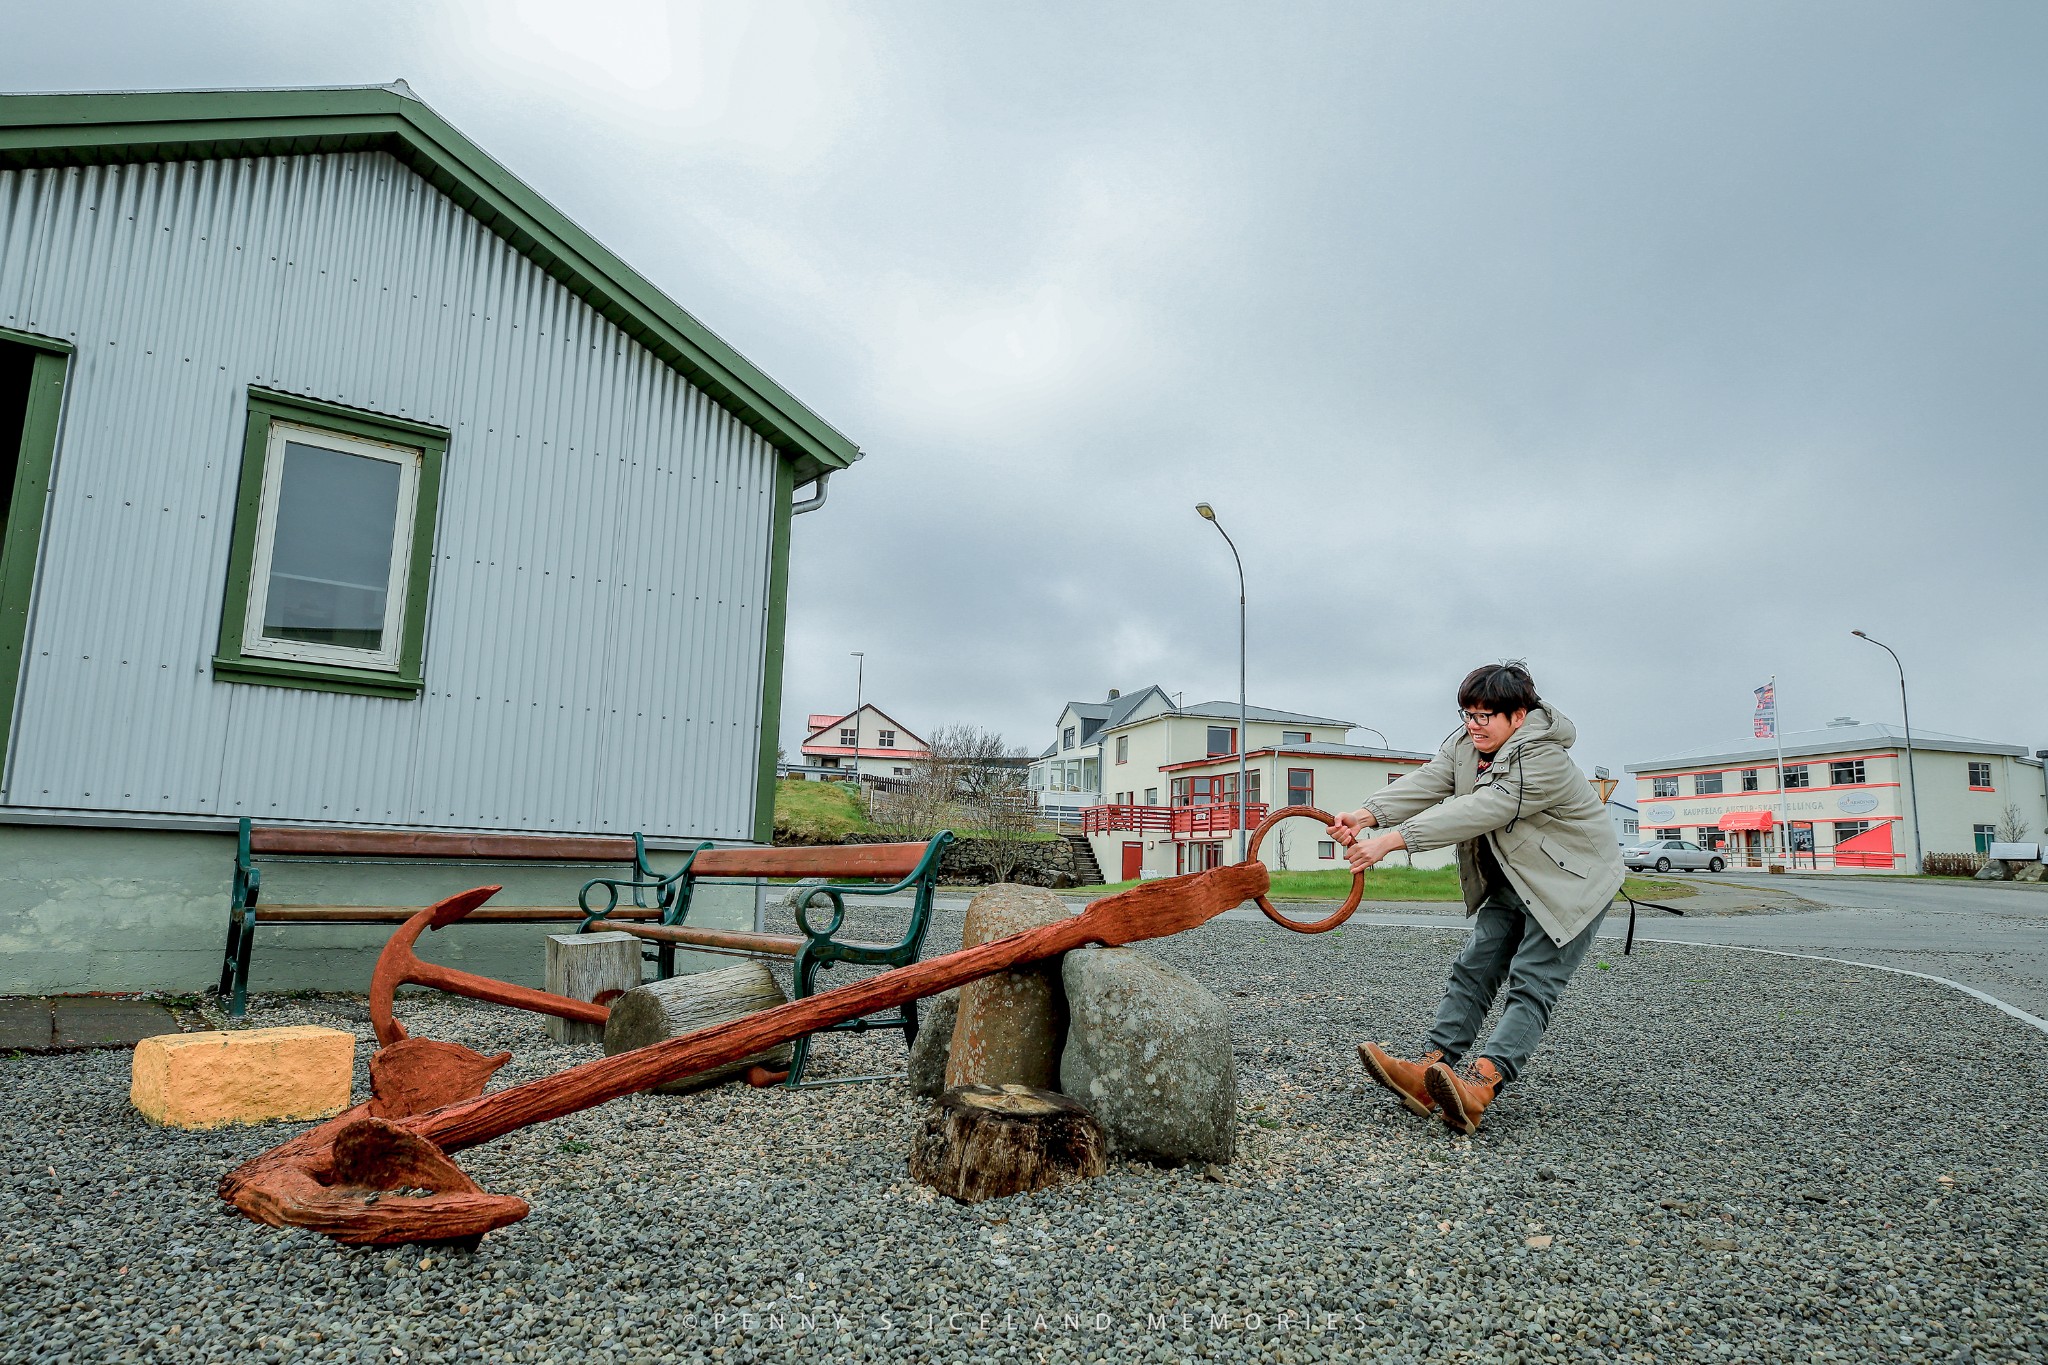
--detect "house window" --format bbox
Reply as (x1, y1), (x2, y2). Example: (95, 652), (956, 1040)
(1833, 821), (1871, 844)
(1829, 760), (1866, 786)
(1143, 787), (1157, 805)
(1974, 825), (1997, 854)
(893, 766), (911, 777)
(1968, 761), (1993, 789)
(1782, 765), (1810, 789)
(1063, 726), (1076, 751)
(1065, 760), (1081, 791)
(1207, 726), (1236, 757)
(1741, 769), (1760, 792)
(1622, 818), (1638, 835)
(1387, 772), (1401, 784)
(1656, 828), (1681, 840)
(1081, 757), (1099, 792)
(840, 727), (858, 746)
(1318, 840), (1336, 859)
(1116, 735), (1129, 764)
(1282, 730), (1311, 745)
(878, 729), (896, 749)
(1287, 768), (1314, 808)
(215, 391), (447, 697)
(1651, 777), (1680, 798)
(1694, 771), (1723, 795)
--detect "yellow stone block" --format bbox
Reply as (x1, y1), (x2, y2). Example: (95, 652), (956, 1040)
(130, 1026), (355, 1129)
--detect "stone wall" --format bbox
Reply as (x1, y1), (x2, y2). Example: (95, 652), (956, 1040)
(774, 831), (1086, 887)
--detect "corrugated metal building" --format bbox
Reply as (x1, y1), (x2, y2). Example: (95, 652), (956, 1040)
(0, 84), (859, 993)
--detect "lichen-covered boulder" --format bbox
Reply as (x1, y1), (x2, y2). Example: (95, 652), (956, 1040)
(907, 989), (960, 1098)
(1060, 946), (1235, 1165)
(945, 885), (1071, 1091)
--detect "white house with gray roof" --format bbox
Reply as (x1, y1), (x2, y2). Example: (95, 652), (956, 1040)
(1029, 686), (1451, 881)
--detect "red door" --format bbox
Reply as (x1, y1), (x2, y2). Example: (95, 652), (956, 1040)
(1121, 842), (1143, 881)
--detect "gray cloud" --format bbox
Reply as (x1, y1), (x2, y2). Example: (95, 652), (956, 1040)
(8, 0), (2042, 776)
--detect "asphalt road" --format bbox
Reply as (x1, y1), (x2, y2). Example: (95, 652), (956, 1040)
(1219, 874), (2048, 1028)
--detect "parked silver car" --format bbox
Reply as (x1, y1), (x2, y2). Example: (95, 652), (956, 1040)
(1624, 839), (1725, 873)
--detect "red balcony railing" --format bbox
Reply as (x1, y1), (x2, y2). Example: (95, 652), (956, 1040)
(1080, 802), (1270, 838)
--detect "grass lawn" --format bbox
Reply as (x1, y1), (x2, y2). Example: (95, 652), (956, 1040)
(1069, 864), (1697, 903)
(771, 778), (875, 842)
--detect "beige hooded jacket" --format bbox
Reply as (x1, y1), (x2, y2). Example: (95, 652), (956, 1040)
(1359, 705), (1626, 946)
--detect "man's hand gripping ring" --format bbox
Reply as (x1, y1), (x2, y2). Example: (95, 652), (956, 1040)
(1243, 805), (1366, 933)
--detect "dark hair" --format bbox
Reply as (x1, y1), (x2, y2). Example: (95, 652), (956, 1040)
(1457, 661), (1540, 716)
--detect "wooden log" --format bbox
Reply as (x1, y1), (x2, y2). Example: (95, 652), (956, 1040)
(544, 933), (641, 1044)
(602, 962), (791, 1092)
(909, 1085), (1107, 1203)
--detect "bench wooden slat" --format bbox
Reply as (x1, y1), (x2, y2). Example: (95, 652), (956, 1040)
(249, 828), (639, 861)
(598, 921), (896, 958)
(688, 842), (930, 880)
(250, 906), (666, 924)
(599, 921), (807, 957)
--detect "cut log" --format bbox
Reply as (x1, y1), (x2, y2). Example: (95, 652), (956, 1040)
(544, 933), (641, 1044)
(909, 1084), (1108, 1204)
(602, 962), (790, 1093)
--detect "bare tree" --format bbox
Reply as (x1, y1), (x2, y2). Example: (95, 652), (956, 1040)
(1999, 801), (2032, 844)
(865, 725), (1043, 881)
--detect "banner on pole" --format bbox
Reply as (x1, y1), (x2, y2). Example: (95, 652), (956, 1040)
(1753, 682), (1777, 739)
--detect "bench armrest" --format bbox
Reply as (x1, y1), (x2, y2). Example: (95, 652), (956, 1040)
(793, 831), (954, 954)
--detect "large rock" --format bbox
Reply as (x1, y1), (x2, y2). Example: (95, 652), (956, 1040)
(945, 885), (1071, 1091)
(1060, 946), (1235, 1166)
(907, 989), (960, 1098)
(1975, 859), (2011, 881)
(2014, 860), (2046, 883)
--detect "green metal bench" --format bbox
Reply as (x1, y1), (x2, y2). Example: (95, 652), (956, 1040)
(576, 832), (955, 1086)
(218, 819), (671, 1018)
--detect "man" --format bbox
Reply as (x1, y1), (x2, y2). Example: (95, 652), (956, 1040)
(1329, 662), (1625, 1134)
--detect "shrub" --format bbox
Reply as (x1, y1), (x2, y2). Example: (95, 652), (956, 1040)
(1921, 852), (1985, 877)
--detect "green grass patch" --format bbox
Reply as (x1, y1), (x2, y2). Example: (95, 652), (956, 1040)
(772, 778), (875, 842)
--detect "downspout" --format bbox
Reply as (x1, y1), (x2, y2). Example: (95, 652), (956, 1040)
(792, 472), (831, 517)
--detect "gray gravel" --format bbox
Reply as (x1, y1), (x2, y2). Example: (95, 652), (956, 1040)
(3, 904), (2044, 1364)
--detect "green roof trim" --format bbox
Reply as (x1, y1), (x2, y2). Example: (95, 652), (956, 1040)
(0, 84), (861, 483)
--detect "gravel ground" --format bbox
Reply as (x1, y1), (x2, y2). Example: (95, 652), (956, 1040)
(3, 903), (2044, 1365)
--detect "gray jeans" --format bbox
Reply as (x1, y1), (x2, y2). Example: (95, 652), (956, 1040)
(1425, 887), (1607, 1082)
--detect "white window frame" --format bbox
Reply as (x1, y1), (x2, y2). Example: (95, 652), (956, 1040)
(879, 729), (896, 749)
(241, 420), (420, 674)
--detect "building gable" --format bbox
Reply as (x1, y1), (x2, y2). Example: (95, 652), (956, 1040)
(0, 83), (858, 483)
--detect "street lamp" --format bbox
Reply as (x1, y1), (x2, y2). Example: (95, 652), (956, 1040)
(1852, 631), (1924, 873)
(1195, 503), (1248, 860)
(850, 651), (865, 791)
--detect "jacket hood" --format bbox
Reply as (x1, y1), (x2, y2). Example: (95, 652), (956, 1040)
(1508, 705), (1576, 752)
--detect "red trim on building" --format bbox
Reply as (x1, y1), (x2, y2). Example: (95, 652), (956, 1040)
(1158, 748), (1425, 774)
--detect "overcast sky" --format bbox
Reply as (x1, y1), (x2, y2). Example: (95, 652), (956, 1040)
(9, 1), (2044, 777)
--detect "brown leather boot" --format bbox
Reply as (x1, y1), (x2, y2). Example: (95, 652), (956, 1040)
(1357, 1043), (1443, 1117)
(1425, 1057), (1503, 1134)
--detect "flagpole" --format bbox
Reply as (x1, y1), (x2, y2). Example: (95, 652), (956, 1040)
(1772, 674), (1790, 864)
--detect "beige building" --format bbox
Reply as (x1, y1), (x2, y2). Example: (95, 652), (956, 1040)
(1028, 686), (1454, 881)
(1626, 719), (2046, 872)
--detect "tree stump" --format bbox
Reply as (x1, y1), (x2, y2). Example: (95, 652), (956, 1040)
(909, 1085), (1107, 1203)
(602, 961), (790, 1093)
(544, 933), (641, 1044)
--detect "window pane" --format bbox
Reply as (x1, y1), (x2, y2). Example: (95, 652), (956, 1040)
(263, 441), (402, 650)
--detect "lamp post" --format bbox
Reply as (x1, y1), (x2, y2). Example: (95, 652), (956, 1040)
(1195, 503), (1248, 861)
(850, 651), (864, 792)
(1852, 631), (1923, 873)
(1355, 726), (1390, 749)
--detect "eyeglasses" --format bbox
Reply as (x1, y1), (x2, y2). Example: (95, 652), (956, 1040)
(1458, 709), (1500, 726)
